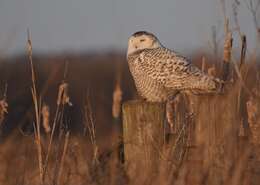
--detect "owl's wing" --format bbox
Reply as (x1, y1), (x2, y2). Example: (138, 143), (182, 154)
(140, 48), (218, 92)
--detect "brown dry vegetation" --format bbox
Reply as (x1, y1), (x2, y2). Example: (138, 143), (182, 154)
(0, 50), (258, 185)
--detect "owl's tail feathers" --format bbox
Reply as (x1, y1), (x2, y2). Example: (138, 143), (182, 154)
(211, 78), (225, 93)
(191, 76), (224, 95)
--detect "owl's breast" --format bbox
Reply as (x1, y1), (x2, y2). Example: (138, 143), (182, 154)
(127, 55), (170, 102)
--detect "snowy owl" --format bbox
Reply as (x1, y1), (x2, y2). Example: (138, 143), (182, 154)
(127, 31), (221, 102)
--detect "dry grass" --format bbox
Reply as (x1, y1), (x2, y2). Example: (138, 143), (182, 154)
(0, 49), (258, 185)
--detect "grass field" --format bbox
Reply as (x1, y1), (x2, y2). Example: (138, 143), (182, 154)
(0, 47), (259, 185)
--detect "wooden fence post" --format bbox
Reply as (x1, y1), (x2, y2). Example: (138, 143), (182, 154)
(189, 84), (240, 185)
(122, 100), (165, 178)
(122, 86), (240, 185)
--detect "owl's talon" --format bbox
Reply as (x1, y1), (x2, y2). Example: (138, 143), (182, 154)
(186, 112), (195, 120)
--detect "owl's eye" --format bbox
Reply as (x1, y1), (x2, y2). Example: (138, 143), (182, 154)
(140, 39), (146, 42)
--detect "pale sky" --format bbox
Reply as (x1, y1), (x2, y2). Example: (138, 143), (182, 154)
(0, 0), (258, 55)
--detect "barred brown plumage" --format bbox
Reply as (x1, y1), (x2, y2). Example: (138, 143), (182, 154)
(127, 31), (221, 102)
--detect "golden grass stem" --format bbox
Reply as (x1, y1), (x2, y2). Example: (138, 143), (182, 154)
(43, 103), (61, 180)
(57, 132), (70, 185)
(27, 29), (44, 185)
(84, 91), (99, 164)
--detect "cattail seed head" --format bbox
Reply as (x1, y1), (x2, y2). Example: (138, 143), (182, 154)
(41, 103), (50, 133)
(112, 83), (123, 118)
(223, 32), (232, 63)
(27, 30), (33, 58)
(0, 98), (8, 125)
(57, 82), (72, 106)
(201, 56), (206, 73)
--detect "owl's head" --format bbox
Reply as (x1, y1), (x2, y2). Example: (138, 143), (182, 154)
(127, 31), (162, 56)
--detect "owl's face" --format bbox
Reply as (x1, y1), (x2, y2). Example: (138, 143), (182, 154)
(127, 31), (161, 56)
